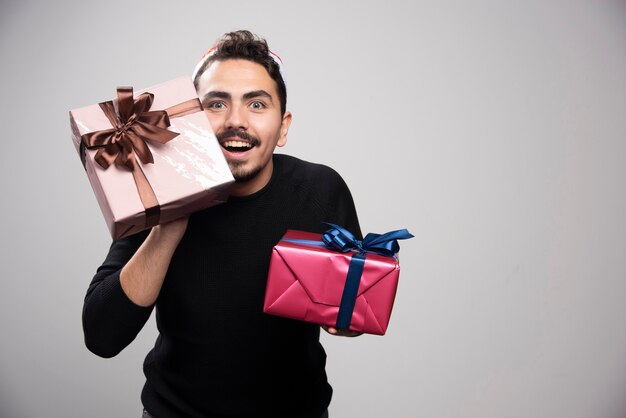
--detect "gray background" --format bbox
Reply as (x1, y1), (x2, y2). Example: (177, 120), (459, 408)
(1, 0), (626, 417)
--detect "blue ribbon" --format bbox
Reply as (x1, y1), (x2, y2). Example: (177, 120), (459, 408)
(335, 251), (367, 330)
(282, 223), (413, 330)
(322, 223), (414, 257)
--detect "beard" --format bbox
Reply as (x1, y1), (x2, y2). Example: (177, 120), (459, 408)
(227, 160), (264, 183)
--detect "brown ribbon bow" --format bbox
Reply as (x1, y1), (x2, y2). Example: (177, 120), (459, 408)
(81, 86), (203, 234)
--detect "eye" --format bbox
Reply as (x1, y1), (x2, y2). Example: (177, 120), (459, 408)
(249, 101), (266, 110)
(206, 101), (226, 110)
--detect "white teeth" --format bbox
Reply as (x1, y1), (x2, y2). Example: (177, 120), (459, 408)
(223, 141), (252, 148)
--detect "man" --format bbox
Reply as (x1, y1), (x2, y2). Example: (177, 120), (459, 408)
(83, 30), (362, 418)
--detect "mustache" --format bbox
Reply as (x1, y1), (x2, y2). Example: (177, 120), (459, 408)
(216, 129), (260, 146)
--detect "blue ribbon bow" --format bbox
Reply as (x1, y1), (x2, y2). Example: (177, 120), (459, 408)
(322, 223), (414, 257)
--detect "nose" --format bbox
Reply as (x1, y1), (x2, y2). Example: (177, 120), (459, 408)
(224, 104), (248, 130)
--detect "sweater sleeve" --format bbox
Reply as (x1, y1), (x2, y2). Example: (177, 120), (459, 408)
(82, 231), (154, 358)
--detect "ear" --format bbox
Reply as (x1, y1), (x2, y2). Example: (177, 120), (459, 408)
(277, 111), (292, 148)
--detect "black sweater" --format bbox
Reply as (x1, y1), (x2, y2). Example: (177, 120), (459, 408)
(83, 154), (362, 418)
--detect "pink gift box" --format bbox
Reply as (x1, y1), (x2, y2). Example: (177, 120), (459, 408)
(263, 230), (402, 335)
(70, 76), (234, 239)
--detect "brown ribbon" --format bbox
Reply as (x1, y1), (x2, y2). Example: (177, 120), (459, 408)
(81, 87), (203, 230)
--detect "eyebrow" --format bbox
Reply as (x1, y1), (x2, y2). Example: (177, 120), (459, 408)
(242, 90), (273, 102)
(201, 91), (230, 101)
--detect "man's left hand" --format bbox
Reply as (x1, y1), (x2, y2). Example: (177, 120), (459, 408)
(322, 325), (363, 337)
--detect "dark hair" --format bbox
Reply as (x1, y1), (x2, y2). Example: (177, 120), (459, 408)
(193, 30), (287, 117)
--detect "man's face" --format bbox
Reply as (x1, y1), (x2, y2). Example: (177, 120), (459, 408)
(195, 59), (291, 196)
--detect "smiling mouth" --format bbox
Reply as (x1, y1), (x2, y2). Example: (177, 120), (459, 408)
(221, 140), (254, 153)
(216, 129), (260, 154)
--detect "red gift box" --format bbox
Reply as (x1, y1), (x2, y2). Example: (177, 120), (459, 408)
(263, 228), (411, 335)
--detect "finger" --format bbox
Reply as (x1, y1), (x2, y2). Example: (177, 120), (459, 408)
(324, 326), (338, 335)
